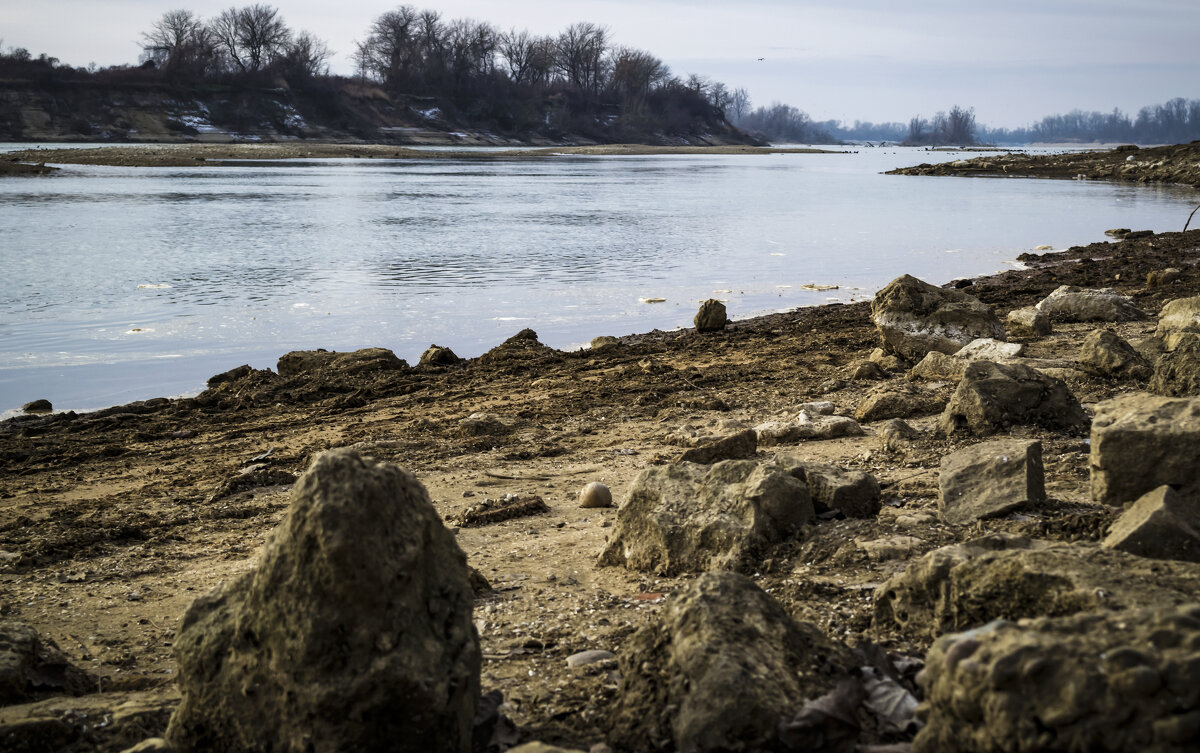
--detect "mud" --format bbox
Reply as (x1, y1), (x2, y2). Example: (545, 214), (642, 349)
(1, 220), (1200, 749)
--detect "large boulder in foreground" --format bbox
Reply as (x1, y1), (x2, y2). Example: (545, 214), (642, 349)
(166, 449), (480, 753)
(277, 347), (408, 377)
(938, 439), (1045, 525)
(607, 572), (856, 753)
(871, 275), (1005, 361)
(873, 534), (1200, 643)
(939, 360), (1087, 436)
(1034, 285), (1146, 323)
(915, 605), (1200, 753)
(597, 460), (812, 575)
(1090, 393), (1200, 507)
(0, 619), (93, 706)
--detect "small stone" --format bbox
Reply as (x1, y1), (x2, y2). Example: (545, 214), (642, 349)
(578, 482), (613, 509)
(878, 418), (921, 451)
(1077, 329), (1151, 380)
(1035, 285), (1146, 323)
(1006, 306), (1052, 338)
(566, 650), (615, 668)
(856, 383), (946, 423)
(858, 535), (925, 561)
(1147, 267), (1182, 286)
(846, 360), (889, 380)
(590, 336), (619, 349)
(1103, 486), (1200, 562)
(419, 344), (461, 367)
(205, 364), (253, 388)
(678, 428), (758, 464)
(938, 439), (1045, 525)
(953, 338), (1024, 360)
(796, 401), (836, 415)
(20, 399), (52, 414)
(694, 299), (729, 333)
(776, 454), (882, 518)
(458, 412), (511, 437)
(1105, 228), (1132, 238)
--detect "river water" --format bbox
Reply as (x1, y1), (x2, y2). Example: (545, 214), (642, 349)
(1, 146), (1196, 415)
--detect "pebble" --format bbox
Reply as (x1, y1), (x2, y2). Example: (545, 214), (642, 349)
(579, 482), (613, 509)
(567, 650), (616, 668)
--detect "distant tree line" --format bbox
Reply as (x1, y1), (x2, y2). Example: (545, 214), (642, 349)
(0, 5), (748, 140)
(732, 103), (834, 143)
(979, 98), (1200, 145)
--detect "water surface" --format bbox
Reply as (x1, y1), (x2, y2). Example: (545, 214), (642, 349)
(1, 146), (1195, 414)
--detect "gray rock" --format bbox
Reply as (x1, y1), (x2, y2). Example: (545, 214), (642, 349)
(1090, 393), (1200, 506)
(796, 401), (836, 415)
(938, 439), (1045, 525)
(871, 274), (1005, 361)
(753, 413), (864, 446)
(775, 453), (882, 518)
(855, 382), (947, 423)
(566, 650), (615, 668)
(753, 420), (804, 446)
(589, 336), (619, 349)
(1155, 296), (1200, 337)
(869, 347), (910, 372)
(277, 347), (408, 377)
(878, 418), (921, 451)
(845, 360), (889, 381)
(166, 449), (480, 753)
(1103, 486), (1200, 562)
(0, 619), (93, 706)
(954, 338), (1025, 360)
(1034, 285), (1146, 323)
(418, 344), (461, 367)
(1005, 306), (1052, 338)
(578, 482), (613, 509)
(606, 572), (856, 753)
(1151, 332), (1200, 396)
(458, 412), (512, 437)
(205, 365), (253, 388)
(915, 605), (1200, 753)
(597, 460), (813, 574)
(694, 299), (728, 333)
(678, 428), (757, 464)
(873, 533), (1200, 642)
(909, 351), (968, 381)
(938, 360), (1088, 436)
(19, 399), (52, 414)
(1078, 329), (1152, 380)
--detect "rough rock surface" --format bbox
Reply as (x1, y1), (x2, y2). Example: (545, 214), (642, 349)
(166, 449), (481, 753)
(1005, 306), (1051, 338)
(1077, 329), (1151, 380)
(1151, 332), (1200, 396)
(597, 460), (813, 574)
(607, 572), (856, 753)
(694, 299), (728, 333)
(276, 347), (408, 377)
(1155, 296), (1200, 336)
(915, 604), (1200, 753)
(19, 399), (52, 414)
(458, 412), (512, 437)
(953, 338), (1024, 360)
(1103, 485), (1200, 562)
(418, 344), (461, 367)
(939, 360), (1088, 436)
(1090, 393), (1200, 506)
(589, 335), (619, 349)
(0, 619), (93, 706)
(1147, 267), (1183, 286)
(873, 534), (1200, 643)
(855, 383), (947, 423)
(938, 439), (1045, 525)
(677, 428), (757, 464)
(878, 418), (921, 450)
(1034, 285), (1146, 323)
(205, 364), (253, 388)
(870, 274), (1005, 361)
(754, 413), (864, 446)
(775, 454), (882, 518)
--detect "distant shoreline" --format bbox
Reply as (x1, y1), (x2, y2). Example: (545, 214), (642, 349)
(4, 143), (844, 168)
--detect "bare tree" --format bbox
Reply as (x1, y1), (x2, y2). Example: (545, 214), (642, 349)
(499, 28), (536, 84)
(555, 22), (608, 93)
(729, 87), (751, 123)
(362, 5), (419, 83)
(906, 115), (927, 143)
(211, 4), (291, 74)
(282, 30), (332, 79)
(141, 9), (216, 78)
(609, 47), (667, 104)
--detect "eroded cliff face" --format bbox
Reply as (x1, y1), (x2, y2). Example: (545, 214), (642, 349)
(0, 78), (756, 146)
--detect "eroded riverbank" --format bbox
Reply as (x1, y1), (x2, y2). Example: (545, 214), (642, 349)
(3, 226), (1200, 750)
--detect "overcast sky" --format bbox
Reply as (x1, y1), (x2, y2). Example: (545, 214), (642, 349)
(5, 0), (1198, 128)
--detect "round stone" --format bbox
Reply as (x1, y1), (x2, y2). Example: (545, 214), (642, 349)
(578, 482), (613, 509)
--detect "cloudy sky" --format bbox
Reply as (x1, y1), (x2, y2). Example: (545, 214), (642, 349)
(4, 0), (1198, 128)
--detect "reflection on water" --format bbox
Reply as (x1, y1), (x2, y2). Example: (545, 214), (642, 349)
(1, 148), (1198, 413)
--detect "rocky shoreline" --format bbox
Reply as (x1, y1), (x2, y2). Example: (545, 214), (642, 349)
(888, 140), (1200, 189)
(3, 214), (1200, 749)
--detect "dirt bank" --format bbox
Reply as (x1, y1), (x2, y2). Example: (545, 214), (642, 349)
(3, 142), (838, 169)
(888, 140), (1200, 188)
(2, 228), (1200, 750)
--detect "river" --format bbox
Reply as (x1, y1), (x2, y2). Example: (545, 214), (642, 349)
(1, 145), (1196, 415)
